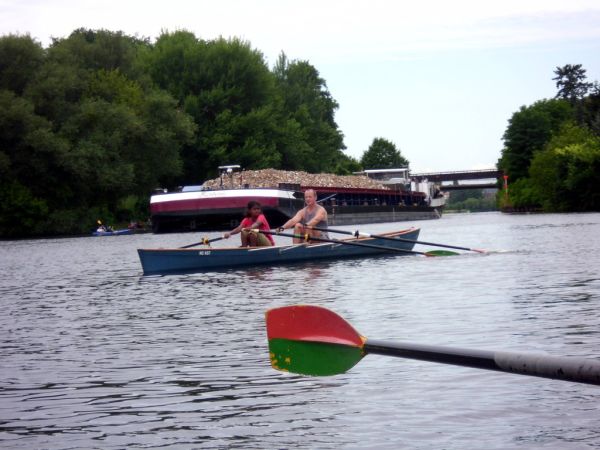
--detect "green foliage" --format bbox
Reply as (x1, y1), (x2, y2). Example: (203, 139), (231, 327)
(142, 32), (284, 181)
(498, 65), (600, 212)
(274, 53), (346, 172)
(0, 180), (48, 237)
(453, 197), (497, 212)
(0, 34), (45, 95)
(553, 64), (593, 104)
(447, 188), (483, 202)
(529, 124), (600, 211)
(0, 29), (195, 237)
(48, 28), (147, 77)
(332, 155), (362, 175)
(447, 189), (497, 212)
(1, 27), (388, 237)
(360, 137), (409, 169)
(501, 177), (542, 209)
(0, 89), (69, 201)
(581, 83), (600, 135)
(4, 30), (599, 236)
(498, 99), (574, 182)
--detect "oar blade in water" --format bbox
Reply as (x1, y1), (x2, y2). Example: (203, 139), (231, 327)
(425, 250), (460, 257)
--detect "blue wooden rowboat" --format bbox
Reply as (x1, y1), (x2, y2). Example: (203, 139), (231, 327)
(137, 228), (420, 275)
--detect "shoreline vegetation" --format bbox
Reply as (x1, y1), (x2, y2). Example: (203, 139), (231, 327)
(1, 29), (598, 238)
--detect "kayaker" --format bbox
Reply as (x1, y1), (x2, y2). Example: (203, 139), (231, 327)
(278, 189), (329, 243)
(224, 201), (274, 247)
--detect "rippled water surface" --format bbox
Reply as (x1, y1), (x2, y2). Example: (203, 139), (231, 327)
(1, 212), (600, 449)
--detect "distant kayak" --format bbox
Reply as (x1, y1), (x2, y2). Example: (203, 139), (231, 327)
(92, 229), (132, 237)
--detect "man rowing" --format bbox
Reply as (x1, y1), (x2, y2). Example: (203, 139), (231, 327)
(278, 189), (329, 243)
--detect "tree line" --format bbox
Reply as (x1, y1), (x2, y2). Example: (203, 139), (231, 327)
(1, 28), (409, 237)
(7, 28), (593, 237)
(498, 64), (600, 212)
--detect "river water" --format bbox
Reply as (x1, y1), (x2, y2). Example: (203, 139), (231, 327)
(1, 212), (599, 449)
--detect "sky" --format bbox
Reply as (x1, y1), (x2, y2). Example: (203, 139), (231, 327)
(1, 0), (600, 172)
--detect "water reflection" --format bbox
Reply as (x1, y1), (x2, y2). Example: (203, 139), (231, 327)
(1, 213), (600, 449)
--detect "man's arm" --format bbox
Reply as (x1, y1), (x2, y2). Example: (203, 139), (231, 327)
(280, 209), (304, 230)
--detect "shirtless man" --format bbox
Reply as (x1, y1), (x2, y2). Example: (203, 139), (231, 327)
(279, 189), (329, 243)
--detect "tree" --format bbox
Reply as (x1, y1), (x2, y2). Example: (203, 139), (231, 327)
(0, 34), (45, 95)
(498, 99), (573, 182)
(48, 28), (147, 78)
(581, 81), (600, 136)
(0, 90), (62, 236)
(553, 64), (593, 105)
(360, 138), (409, 169)
(529, 123), (600, 211)
(143, 32), (283, 182)
(0, 29), (196, 236)
(273, 53), (346, 173)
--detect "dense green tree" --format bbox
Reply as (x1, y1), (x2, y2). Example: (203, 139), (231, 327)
(553, 64), (593, 105)
(448, 196), (497, 212)
(48, 28), (148, 78)
(0, 90), (63, 236)
(0, 34), (45, 95)
(448, 188), (483, 203)
(360, 137), (409, 169)
(273, 53), (346, 172)
(581, 81), (600, 136)
(332, 154), (362, 175)
(0, 29), (195, 236)
(142, 32), (283, 182)
(498, 99), (573, 182)
(499, 177), (541, 210)
(529, 123), (600, 211)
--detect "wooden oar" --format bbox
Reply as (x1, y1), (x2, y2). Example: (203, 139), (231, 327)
(180, 236), (225, 249)
(259, 230), (436, 256)
(310, 225), (485, 254)
(266, 305), (600, 386)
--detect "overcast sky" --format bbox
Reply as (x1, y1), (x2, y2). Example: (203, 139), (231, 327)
(2, 0), (599, 172)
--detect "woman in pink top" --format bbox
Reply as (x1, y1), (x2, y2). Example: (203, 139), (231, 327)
(224, 201), (275, 247)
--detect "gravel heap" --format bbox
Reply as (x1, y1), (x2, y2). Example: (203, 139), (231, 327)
(202, 169), (391, 190)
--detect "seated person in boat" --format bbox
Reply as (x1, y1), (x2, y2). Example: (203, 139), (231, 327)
(224, 201), (275, 247)
(278, 189), (329, 244)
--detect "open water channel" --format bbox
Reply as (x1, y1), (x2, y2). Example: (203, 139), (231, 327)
(1, 212), (599, 449)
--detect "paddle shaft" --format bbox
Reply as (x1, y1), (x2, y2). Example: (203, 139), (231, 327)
(310, 226), (484, 253)
(180, 236), (225, 249)
(260, 230), (427, 255)
(365, 339), (600, 386)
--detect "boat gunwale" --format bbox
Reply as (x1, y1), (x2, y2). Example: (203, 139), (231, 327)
(138, 228), (418, 252)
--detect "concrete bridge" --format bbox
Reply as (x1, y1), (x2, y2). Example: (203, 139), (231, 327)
(411, 169), (503, 191)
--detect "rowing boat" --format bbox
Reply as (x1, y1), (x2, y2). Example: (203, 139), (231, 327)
(92, 228), (132, 237)
(137, 227), (420, 275)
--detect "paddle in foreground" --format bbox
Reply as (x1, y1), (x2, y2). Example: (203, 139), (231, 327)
(265, 305), (600, 386)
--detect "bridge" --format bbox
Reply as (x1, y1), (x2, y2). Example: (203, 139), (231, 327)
(411, 169), (503, 191)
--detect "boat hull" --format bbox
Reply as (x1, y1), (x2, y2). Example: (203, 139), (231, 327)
(92, 229), (132, 236)
(150, 188), (303, 232)
(138, 228), (420, 275)
(150, 186), (444, 233)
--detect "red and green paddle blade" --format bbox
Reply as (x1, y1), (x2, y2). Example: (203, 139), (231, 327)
(266, 305), (365, 376)
(425, 250), (460, 257)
